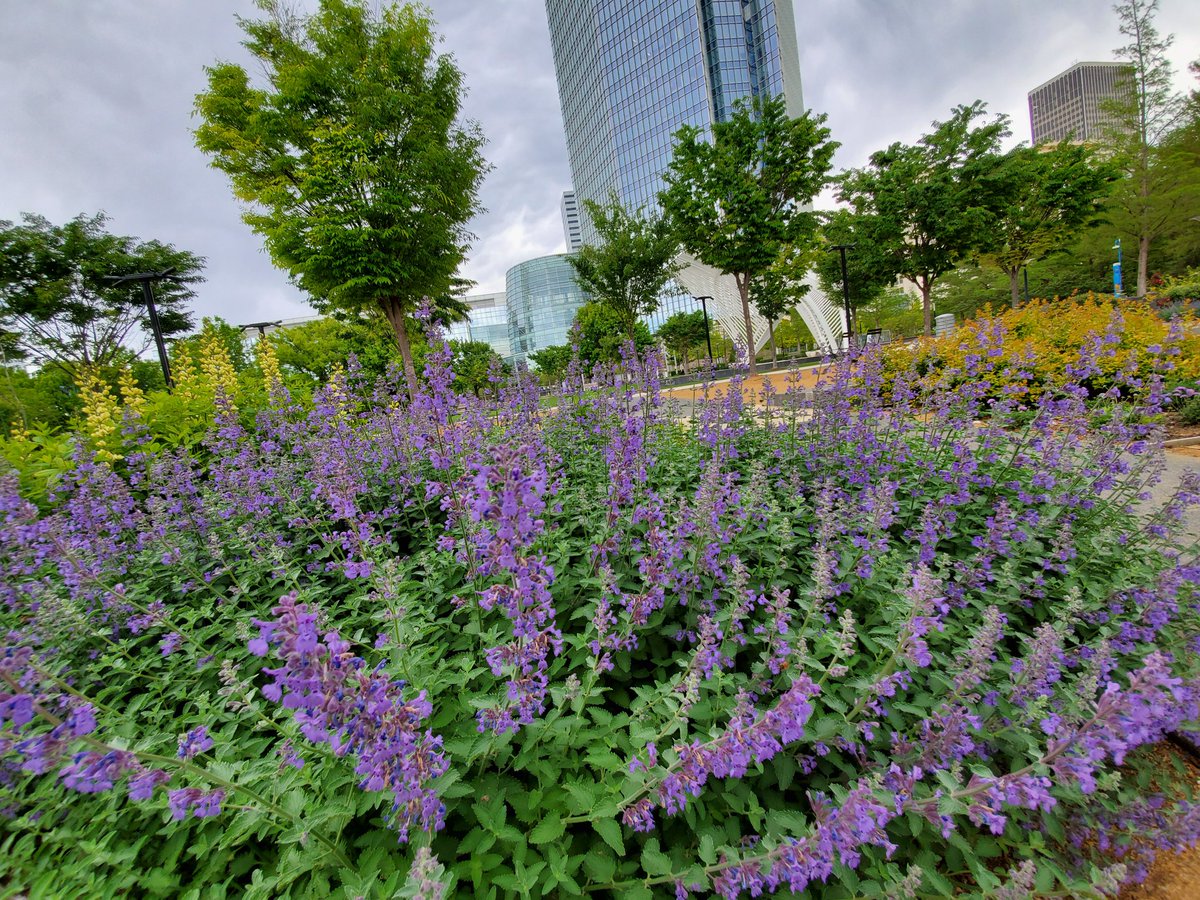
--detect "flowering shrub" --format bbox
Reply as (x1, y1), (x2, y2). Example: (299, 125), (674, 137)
(880, 295), (1200, 404)
(3, 313), (1200, 898)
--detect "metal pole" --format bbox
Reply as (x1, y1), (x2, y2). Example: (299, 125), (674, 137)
(695, 295), (714, 364)
(105, 268), (183, 390)
(830, 244), (855, 350)
(140, 280), (173, 389)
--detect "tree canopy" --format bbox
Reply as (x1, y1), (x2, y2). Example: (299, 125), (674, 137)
(838, 102), (1009, 335)
(1102, 0), (1200, 296)
(661, 95), (837, 373)
(0, 213), (200, 374)
(194, 0), (489, 395)
(978, 142), (1117, 305)
(567, 194), (680, 338)
(655, 310), (710, 373)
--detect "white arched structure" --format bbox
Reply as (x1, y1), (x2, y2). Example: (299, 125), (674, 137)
(673, 253), (844, 355)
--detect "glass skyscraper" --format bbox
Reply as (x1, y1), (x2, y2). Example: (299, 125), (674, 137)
(544, 0), (804, 244)
(540, 0), (840, 352)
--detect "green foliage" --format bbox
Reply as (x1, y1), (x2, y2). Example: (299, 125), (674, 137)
(838, 102), (1010, 335)
(449, 339), (508, 397)
(1178, 395), (1200, 426)
(173, 317), (252, 374)
(568, 194), (681, 337)
(527, 344), (573, 383)
(814, 211), (891, 332)
(661, 95), (837, 370)
(655, 311), (710, 373)
(194, 0), (489, 393)
(572, 302), (653, 370)
(0, 212), (201, 372)
(1102, 0), (1200, 296)
(269, 315), (402, 394)
(978, 142), (1118, 305)
(0, 365), (80, 435)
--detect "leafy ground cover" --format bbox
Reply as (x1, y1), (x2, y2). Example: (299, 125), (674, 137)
(3, 308), (1200, 898)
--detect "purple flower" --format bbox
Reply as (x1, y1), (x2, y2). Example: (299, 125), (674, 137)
(177, 725), (215, 760)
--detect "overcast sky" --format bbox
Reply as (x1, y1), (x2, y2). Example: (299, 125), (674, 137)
(2, 0), (1198, 329)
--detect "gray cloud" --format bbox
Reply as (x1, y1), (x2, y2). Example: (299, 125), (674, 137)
(1, 0), (1197, 329)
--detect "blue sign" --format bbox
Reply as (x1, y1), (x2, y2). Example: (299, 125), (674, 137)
(1113, 262), (1123, 297)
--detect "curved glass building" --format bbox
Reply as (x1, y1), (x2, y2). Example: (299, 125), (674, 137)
(505, 254), (590, 365)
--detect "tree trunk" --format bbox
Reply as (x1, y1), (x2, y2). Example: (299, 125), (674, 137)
(737, 273), (757, 375)
(768, 318), (777, 365)
(681, 347), (689, 375)
(381, 297), (419, 398)
(1137, 235), (1150, 298)
(921, 280), (933, 337)
(1009, 268), (1021, 308)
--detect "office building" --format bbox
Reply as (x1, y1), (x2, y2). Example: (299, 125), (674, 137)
(1029, 62), (1131, 145)
(561, 191), (583, 251)
(543, 0), (841, 352)
(506, 254), (590, 365)
(446, 292), (513, 363)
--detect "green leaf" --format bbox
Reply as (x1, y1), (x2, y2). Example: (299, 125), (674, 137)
(592, 817), (624, 855)
(529, 812), (565, 845)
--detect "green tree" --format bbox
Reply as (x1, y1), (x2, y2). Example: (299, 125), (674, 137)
(1103, 0), (1200, 296)
(572, 301), (653, 370)
(173, 317), (252, 373)
(567, 194), (680, 338)
(268, 314), (400, 390)
(655, 310), (710, 373)
(661, 95), (837, 374)
(194, 0), (489, 397)
(814, 210), (893, 338)
(449, 339), (508, 397)
(773, 312), (815, 354)
(0, 213), (200, 374)
(979, 143), (1117, 305)
(750, 248), (810, 364)
(527, 344), (572, 383)
(838, 102), (1010, 335)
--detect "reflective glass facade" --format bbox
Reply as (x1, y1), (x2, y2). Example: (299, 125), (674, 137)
(545, 0), (802, 242)
(446, 292), (513, 363)
(506, 254), (591, 365)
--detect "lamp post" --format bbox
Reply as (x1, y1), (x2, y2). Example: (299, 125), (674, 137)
(1112, 239), (1123, 298)
(829, 244), (855, 350)
(103, 267), (183, 390)
(240, 320), (283, 338)
(693, 295), (714, 365)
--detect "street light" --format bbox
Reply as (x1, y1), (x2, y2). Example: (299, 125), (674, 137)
(240, 320), (283, 338)
(1112, 238), (1123, 298)
(829, 244), (855, 350)
(103, 267), (184, 390)
(693, 295), (715, 365)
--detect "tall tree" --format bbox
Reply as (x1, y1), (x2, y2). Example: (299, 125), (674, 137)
(655, 309), (709, 374)
(0, 213), (200, 375)
(571, 301), (654, 370)
(750, 248), (810, 365)
(979, 142), (1117, 306)
(814, 210), (893, 338)
(661, 95), (837, 374)
(195, 0), (489, 396)
(567, 193), (680, 338)
(1103, 0), (1196, 296)
(838, 102), (1009, 335)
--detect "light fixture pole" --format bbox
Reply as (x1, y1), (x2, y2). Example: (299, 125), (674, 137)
(693, 295), (714, 365)
(104, 267), (183, 390)
(240, 320), (283, 338)
(829, 244), (855, 350)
